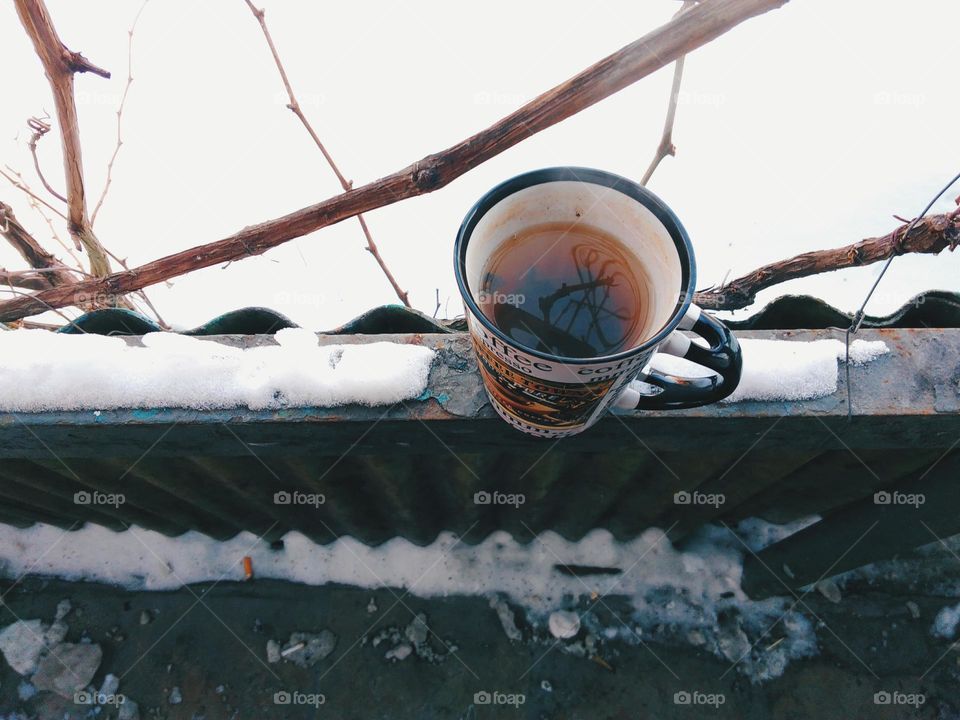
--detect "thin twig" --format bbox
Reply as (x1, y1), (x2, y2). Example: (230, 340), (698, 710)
(640, 1), (695, 186)
(27, 191), (84, 270)
(83, 0), (167, 327)
(243, 0), (411, 307)
(91, 0), (148, 227)
(2, 165), (84, 271)
(26, 114), (67, 202)
(0, 166), (67, 221)
(0, 0), (790, 322)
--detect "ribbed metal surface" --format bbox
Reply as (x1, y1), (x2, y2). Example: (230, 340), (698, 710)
(0, 327), (956, 553)
(0, 445), (951, 547)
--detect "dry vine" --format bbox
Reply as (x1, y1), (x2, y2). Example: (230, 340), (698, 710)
(90, 0), (149, 227)
(14, 0), (114, 278)
(641, 0), (695, 186)
(0, 0), (790, 322)
(693, 211), (960, 310)
(26, 114), (67, 203)
(243, 0), (411, 307)
(2, 166), (85, 272)
(0, 166), (66, 222)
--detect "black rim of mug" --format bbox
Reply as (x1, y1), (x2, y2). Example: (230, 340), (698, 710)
(454, 166), (696, 366)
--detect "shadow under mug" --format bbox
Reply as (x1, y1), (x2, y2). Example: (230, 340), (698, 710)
(454, 167), (742, 438)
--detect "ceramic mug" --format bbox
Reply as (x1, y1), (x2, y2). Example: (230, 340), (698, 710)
(455, 167), (742, 438)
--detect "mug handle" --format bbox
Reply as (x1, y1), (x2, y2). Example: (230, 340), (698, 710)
(617, 304), (742, 410)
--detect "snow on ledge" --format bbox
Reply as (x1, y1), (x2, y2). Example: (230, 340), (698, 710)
(649, 338), (889, 403)
(0, 328), (435, 412)
(0, 329), (887, 413)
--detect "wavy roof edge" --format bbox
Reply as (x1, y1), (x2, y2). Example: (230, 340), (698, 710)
(41, 290), (960, 336)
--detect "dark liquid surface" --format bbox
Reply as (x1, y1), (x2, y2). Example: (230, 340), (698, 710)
(478, 222), (654, 359)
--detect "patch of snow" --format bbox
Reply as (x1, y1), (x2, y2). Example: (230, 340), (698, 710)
(385, 643), (412, 662)
(0, 620), (47, 676)
(0, 329), (434, 412)
(16, 681), (36, 702)
(931, 602), (960, 639)
(648, 338), (888, 403)
(0, 517), (819, 682)
(736, 515), (820, 553)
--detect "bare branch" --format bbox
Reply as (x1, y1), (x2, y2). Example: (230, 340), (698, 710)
(91, 0), (148, 227)
(0, 166), (67, 221)
(26, 115), (67, 202)
(243, 0), (411, 307)
(14, 0), (114, 276)
(0, 200), (77, 288)
(641, 1), (695, 186)
(693, 212), (960, 311)
(19, 319), (70, 330)
(0, 0), (790, 322)
(0, 269), (49, 291)
(0, 283), (84, 331)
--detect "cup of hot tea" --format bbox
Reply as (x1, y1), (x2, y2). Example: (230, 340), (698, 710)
(454, 167), (742, 438)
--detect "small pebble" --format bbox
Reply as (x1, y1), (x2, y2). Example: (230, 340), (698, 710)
(405, 613), (429, 646)
(540, 680), (552, 692)
(386, 643), (413, 662)
(489, 596), (522, 642)
(266, 639), (281, 664)
(54, 599), (72, 622)
(367, 598), (378, 614)
(139, 611), (152, 626)
(168, 686), (182, 705)
(118, 699), (140, 720)
(17, 680), (36, 701)
(906, 601), (921, 619)
(815, 579), (842, 604)
(548, 610), (580, 639)
(99, 673), (120, 697)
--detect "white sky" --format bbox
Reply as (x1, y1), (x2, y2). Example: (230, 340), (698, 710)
(2, 0), (958, 330)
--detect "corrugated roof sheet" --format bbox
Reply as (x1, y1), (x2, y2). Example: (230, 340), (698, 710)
(48, 291), (960, 336)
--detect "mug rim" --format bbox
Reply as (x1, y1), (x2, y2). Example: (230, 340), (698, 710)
(454, 166), (696, 366)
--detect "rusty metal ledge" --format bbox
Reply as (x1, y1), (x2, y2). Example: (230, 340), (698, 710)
(0, 328), (957, 460)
